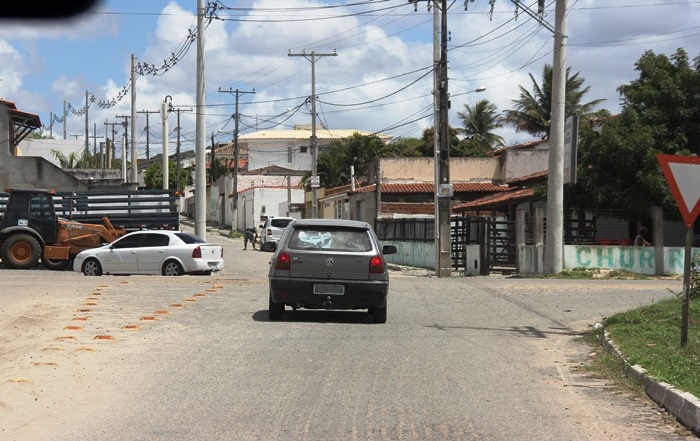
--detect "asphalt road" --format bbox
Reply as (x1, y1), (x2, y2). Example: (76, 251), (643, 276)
(0, 227), (696, 440)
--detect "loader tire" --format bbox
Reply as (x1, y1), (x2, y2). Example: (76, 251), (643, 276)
(1, 234), (41, 269)
(42, 257), (72, 271)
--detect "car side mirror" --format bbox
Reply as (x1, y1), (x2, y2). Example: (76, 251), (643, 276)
(382, 245), (397, 255)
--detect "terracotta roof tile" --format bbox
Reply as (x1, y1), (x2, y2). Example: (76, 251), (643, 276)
(452, 188), (536, 211)
(506, 170), (548, 186)
(349, 182), (508, 194)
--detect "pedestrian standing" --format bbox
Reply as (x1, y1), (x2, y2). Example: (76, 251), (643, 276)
(244, 226), (258, 250)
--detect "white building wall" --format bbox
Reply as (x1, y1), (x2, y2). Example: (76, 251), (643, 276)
(17, 138), (85, 166)
(246, 139), (313, 172)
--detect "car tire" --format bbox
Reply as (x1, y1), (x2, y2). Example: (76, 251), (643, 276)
(162, 260), (184, 276)
(371, 303), (387, 324)
(268, 293), (284, 321)
(1, 233), (41, 269)
(82, 258), (103, 276)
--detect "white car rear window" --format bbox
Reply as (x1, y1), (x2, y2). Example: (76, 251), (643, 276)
(288, 228), (371, 252)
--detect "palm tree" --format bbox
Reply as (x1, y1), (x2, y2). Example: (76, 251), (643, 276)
(51, 149), (100, 169)
(457, 99), (506, 150)
(51, 149), (79, 168)
(501, 64), (605, 139)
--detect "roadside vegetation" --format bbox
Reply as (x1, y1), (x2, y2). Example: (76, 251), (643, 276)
(578, 254), (700, 399)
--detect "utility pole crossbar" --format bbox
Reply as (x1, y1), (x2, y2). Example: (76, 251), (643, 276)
(288, 49), (338, 219)
(218, 87), (255, 230)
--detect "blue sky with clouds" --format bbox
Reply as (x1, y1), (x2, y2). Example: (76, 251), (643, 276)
(1, 0), (699, 159)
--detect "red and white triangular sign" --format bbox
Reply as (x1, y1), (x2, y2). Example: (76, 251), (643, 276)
(657, 154), (700, 228)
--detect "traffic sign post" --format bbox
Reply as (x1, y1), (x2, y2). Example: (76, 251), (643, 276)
(657, 154), (700, 346)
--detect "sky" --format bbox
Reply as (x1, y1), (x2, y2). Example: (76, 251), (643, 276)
(1, 0), (699, 161)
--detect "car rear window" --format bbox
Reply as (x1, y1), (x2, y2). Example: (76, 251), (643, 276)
(270, 218), (293, 229)
(288, 227), (372, 252)
(175, 232), (206, 244)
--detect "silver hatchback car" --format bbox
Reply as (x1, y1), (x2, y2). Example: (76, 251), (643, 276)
(267, 219), (397, 323)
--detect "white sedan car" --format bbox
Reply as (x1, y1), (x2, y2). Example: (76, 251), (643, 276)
(74, 230), (224, 276)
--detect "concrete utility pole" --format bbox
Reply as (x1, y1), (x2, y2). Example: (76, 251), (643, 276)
(130, 54), (138, 184)
(63, 100), (67, 140)
(218, 87), (255, 228)
(544, 0), (568, 274)
(84, 90), (90, 155)
(410, 0), (451, 277)
(116, 115), (130, 183)
(104, 121), (119, 169)
(288, 49), (338, 219)
(432, 1), (443, 277)
(436, 0), (453, 277)
(195, 0), (207, 239)
(173, 108), (192, 193)
(161, 96), (172, 190)
(137, 110), (159, 167)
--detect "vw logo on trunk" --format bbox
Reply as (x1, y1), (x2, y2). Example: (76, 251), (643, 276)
(325, 258), (334, 267)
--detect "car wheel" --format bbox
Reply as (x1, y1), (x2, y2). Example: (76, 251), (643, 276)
(371, 303), (387, 324)
(1, 233), (41, 269)
(162, 260), (184, 276)
(268, 293), (284, 321)
(42, 257), (71, 271)
(82, 258), (103, 276)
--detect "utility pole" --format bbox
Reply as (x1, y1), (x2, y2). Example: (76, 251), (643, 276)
(63, 100), (67, 140)
(544, 0), (568, 274)
(288, 49), (338, 219)
(218, 87), (255, 229)
(173, 107), (192, 193)
(130, 54), (138, 184)
(84, 90), (90, 155)
(436, 0), (452, 277)
(49, 112), (53, 138)
(92, 122), (102, 157)
(116, 115), (131, 183)
(161, 96), (173, 190)
(412, 0), (451, 276)
(195, 0), (207, 240)
(104, 121), (119, 169)
(137, 110), (159, 167)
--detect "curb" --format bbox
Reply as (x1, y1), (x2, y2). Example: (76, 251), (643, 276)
(601, 330), (700, 433)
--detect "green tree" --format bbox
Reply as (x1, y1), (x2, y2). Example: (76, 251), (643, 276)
(567, 49), (700, 216)
(501, 64), (605, 139)
(383, 137), (425, 157)
(209, 158), (234, 183)
(457, 99), (505, 151)
(310, 133), (388, 189)
(144, 161), (191, 191)
(420, 126), (467, 157)
(617, 48), (700, 155)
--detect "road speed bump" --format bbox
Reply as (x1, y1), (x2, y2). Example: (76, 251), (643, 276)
(63, 325), (83, 331)
(93, 335), (115, 341)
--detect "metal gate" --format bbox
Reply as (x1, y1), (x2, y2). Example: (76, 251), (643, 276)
(486, 217), (517, 274)
(451, 216), (487, 274)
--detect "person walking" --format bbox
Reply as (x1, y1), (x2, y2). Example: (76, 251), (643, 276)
(244, 226), (258, 250)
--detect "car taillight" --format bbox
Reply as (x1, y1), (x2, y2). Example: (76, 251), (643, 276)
(369, 255), (385, 274)
(192, 246), (202, 258)
(275, 252), (291, 270)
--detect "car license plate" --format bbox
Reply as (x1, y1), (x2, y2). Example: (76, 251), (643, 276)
(313, 284), (344, 295)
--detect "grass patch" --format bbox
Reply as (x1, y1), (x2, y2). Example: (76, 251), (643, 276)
(585, 297), (700, 398)
(554, 267), (653, 280)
